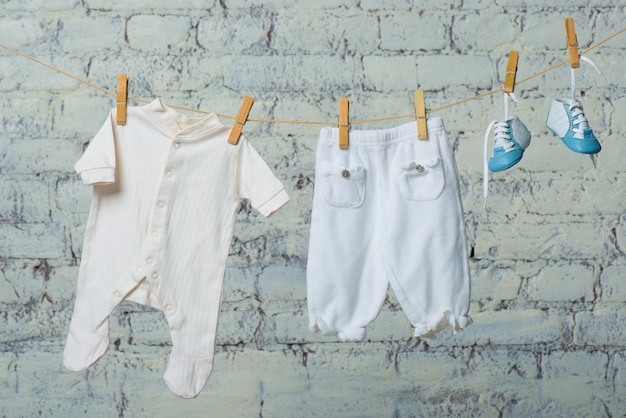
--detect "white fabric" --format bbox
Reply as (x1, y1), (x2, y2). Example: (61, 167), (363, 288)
(483, 119), (497, 206)
(569, 55), (606, 102)
(307, 118), (471, 340)
(63, 99), (289, 398)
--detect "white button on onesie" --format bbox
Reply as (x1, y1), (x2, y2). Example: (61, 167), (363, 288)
(63, 99), (289, 398)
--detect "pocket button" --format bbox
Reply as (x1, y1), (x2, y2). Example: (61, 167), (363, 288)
(341, 169), (351, 178)
(415, 164), (425, 173)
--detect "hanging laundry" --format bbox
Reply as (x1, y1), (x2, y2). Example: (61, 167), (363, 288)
(483, 93), (532, 205)
(63, 99), (289, 398)
(482, 51), (532, 205)
(306, 119), (472, 340)
(546, 18), (605, 156)
(545, 54), (605, 155)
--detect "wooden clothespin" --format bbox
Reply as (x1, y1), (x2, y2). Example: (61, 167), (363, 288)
(116, 74), (129, 125)
(338, 97), (349, 149)
(565, 18), (580, 69)
(414, 90), (427, 140)
(503, 50), (519, 94)
(227, 96), (255, 145)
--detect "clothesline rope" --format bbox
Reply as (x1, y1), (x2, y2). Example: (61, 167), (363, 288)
(0, 26), (624, 126)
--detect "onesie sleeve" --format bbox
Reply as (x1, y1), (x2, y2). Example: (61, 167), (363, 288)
(237, 138), (289, 217)
(74, 110), (117, 185)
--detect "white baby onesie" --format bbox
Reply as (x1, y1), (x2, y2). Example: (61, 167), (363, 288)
(63, 99), (289, 398)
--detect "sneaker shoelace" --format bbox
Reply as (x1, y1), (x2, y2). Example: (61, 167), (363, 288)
(483, 119), (513, 206)
(492, 120), (515, 152)
(567, 101), (590, 138)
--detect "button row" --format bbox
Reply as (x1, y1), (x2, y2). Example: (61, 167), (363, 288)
(136, 264), (158, 279)
(112, 273), (174, 311)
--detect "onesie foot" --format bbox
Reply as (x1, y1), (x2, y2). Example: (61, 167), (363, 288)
(63, 325), (110, 371)
(163, 350), (214, 398)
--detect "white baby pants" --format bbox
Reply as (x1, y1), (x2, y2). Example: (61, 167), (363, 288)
(307, 118), (471, 340)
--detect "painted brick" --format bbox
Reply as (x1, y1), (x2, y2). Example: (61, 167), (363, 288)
(436, 309), (564, 346)
(612, 97), (626, 133)
(0, 305), (70, 343)
(474, 219), (609, 261)
(0, 176), (51, 223)
(216, 309), (261, 345)
(417, 55), (493, 89)
(396, 350), (463, 382)
(222, 266), (258, 303)
(574, 307), (626, 346)
(257, 262), (306, 301)
(205, 350), (307, 417)
(359, 0), (413, 10)
(596, 54), (626, 90)
(457, 0), (495, 9)
(0, 17), (51, 49)
(521, 13), (578, 51)
(0, 96), (50, 137)
(0, 0), (77, 11)
(542, 350), (608, 379)
(0, 223), (66, 259)
(452, 12), (519, 53)
(85, 51), (222, 95)
(598, 264), (626, 302)
(465, 349), (540, 383)
(1, 139), (78, 175)
(305, 347), (398, 393)
(84, 0), (217, 11)
(46, 265), (79, 304)
(471, 263), (524, 305)
(127, 15), (193, 52)
(611, 351), (626, 393)
(222, 0), (354, 8)
(380, 12), (447, 51)
(362, 55), (418, 92)
(54, 95), (114, 138)
(505, 395), (617, 418)
(222, 55), (361, 93)
(273, 308), (414, 344)
(528, 264), (596, 302)
(0, 259), (42, 305)
(198, 11), (271, 54)
(361, 0), (463, 11)
(271, 11), (379, 55)
(0, 55), (82, 91)
(57, 16), (125, 53)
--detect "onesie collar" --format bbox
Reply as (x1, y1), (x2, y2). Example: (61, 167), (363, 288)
(142, 99), (228, 141)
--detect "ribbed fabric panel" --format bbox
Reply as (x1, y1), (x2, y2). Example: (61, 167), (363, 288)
(64, 99), (289, 398)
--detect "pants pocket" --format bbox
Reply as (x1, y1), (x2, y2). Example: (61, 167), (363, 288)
(320, 163), (366, 208)
(396, 156), (445, 201)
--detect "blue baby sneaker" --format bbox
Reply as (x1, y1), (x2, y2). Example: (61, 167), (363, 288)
(546, 98), (601, 154)
(487, 116), (532, 172)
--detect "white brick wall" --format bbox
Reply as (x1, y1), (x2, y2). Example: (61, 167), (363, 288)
(1, 0), (625, 416)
